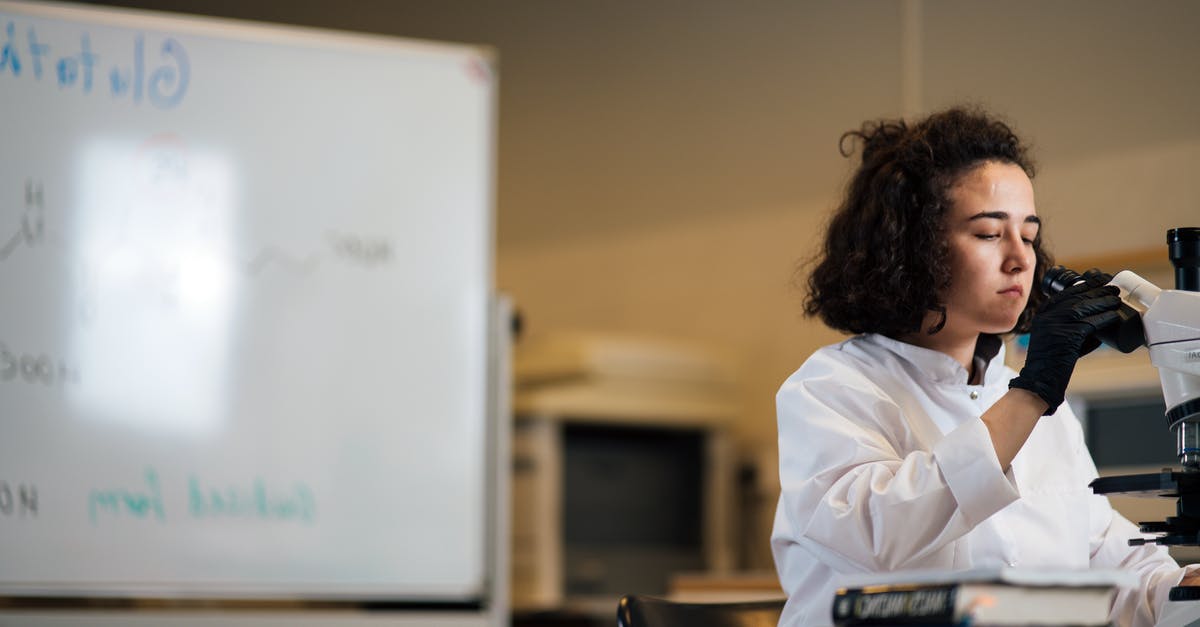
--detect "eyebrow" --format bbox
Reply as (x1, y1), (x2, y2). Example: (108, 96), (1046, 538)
(967, 211), (1041, 225)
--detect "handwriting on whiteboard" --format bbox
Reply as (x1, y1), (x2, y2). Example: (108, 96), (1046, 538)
(0, 340), (80, 387)
(88, 468), (317, 526)
(0, 480), (38, 519)
(0, 19), (190, 109)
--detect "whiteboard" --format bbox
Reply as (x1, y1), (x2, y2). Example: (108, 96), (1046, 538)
(0, 0), (496, 601)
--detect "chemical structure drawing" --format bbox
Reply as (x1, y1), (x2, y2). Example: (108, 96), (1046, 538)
(4, 174), (401, 329)
(242, 232), (392, 277)
(0, 179), (46, 262)
(243, 246), (321, 277)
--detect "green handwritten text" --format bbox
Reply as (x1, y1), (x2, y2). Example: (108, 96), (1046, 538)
(88, 467), (166, 525)
(188, 476), (316, 523)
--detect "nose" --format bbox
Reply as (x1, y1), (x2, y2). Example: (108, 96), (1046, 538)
(1002, 233), (1031, 274)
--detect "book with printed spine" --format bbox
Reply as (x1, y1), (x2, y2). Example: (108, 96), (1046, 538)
(831, 568), (1135, 626)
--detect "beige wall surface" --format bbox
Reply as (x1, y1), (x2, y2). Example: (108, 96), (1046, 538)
(81, 0), (1200, 568)
(921, 0), (1200, 258)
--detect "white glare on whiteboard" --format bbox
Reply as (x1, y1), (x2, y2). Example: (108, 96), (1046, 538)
(69, 135), (236, 435)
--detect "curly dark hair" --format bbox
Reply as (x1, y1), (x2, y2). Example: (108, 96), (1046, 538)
(804, 106), (1052, 337)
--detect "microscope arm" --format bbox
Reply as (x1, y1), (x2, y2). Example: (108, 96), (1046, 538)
(1144, 289), (1200, 410)
(1143, 289), (1200, 465)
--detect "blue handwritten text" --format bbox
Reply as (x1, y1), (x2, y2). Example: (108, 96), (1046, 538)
(1, 19), (189, 109)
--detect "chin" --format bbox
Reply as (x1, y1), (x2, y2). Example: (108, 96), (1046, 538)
(983, 319), (1022, 335)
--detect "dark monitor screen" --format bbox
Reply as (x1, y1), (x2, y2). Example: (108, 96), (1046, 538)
(562, 423), (703, 548)
(1084, 396), (1176, 468)
(560, 423), (708, 597)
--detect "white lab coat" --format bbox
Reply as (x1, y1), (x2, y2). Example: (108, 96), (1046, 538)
(771, 333), (1186, 627)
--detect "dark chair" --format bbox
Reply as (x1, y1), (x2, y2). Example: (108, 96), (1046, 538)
(616, 594), (786, 627)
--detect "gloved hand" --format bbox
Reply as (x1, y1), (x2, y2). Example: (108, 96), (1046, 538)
(1009, 269), (1122, 415)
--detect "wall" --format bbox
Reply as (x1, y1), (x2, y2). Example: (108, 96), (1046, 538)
(80, 0), (1200, 568)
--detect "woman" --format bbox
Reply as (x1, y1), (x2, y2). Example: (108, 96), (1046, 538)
(770, 107), (1194, 627)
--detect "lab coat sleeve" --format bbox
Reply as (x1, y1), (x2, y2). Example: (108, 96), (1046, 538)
(1072, 416), (1190, 627)
(776, 366), (1020, 574)
(1091, 508), (1187, 627)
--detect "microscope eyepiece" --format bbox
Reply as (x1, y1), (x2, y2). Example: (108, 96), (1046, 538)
(1041, 265), (1146, 353)
(1168, 227), (1200, 292)
(1041, 266), (1083, 296)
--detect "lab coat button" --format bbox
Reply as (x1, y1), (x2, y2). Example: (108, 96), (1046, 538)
(969, 390), (980, 400)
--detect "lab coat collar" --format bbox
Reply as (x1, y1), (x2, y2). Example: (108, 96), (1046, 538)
(862, 333), (1008, 386)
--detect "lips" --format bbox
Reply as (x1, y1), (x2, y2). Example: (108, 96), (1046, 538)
(999, 286), (1024, 296)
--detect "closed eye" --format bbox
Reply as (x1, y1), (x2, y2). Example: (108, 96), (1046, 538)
(975, 233), (1037, 245)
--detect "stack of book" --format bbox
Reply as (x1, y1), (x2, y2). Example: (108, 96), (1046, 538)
(830, 568), (1136, 626)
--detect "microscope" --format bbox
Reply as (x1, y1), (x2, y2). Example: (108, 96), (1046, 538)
(1076, 227), (1200, 601)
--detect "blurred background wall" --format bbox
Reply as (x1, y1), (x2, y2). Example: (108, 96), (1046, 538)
(82, 0), (1200, 569)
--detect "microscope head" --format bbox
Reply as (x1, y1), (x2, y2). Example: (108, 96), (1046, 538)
(1144, 288), (1200, 467)
(1115, 228), (1200, 468)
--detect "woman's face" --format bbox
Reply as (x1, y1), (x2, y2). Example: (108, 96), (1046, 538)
(938, 161), (1039, 338)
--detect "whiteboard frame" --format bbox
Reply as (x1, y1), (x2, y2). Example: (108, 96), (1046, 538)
(0, 0), (505, 620)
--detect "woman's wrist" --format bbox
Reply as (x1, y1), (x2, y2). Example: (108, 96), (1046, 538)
(1006, 386), (1051, 417)
(980, 389), (1051, 471)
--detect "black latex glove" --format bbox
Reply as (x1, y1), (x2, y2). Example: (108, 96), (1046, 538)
(1075, 268), (1115, 357)
(1009, 269), (1122, 415)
